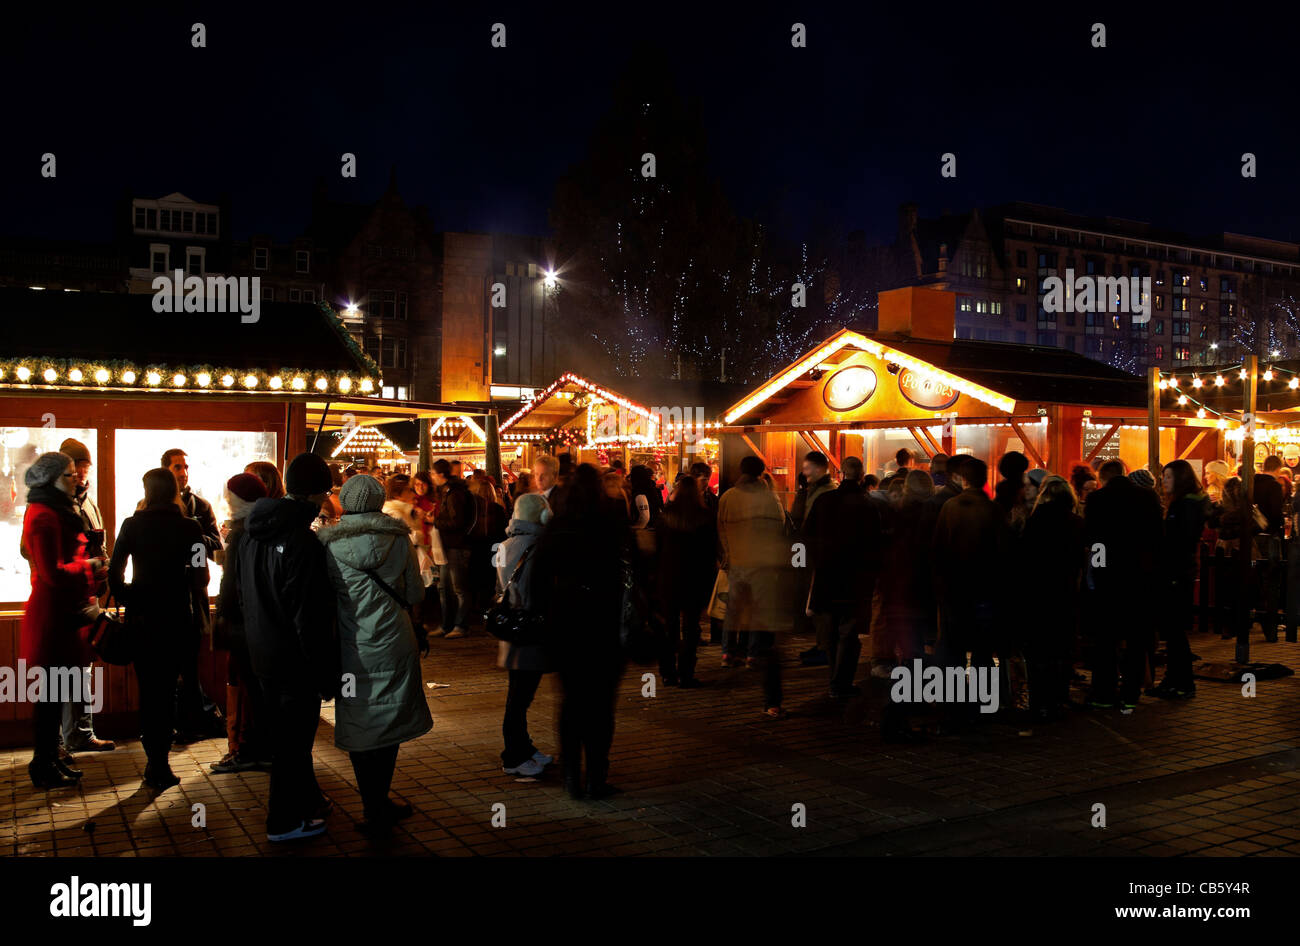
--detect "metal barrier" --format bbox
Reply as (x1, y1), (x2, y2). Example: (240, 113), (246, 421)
(1198, 532), (1297, 664)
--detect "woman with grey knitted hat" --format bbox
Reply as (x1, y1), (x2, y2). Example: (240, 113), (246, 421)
(317, 472), (431, 833)
(19, 451), (102, 789)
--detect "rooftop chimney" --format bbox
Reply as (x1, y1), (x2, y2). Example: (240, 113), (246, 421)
(876, 286), (956, 341)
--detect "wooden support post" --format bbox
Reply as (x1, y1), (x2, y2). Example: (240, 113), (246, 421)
(740, 433), (768, 466)
(801, 430), (840, 472)
(1009, 421), (1047, 470)
(1177, 429), (1208, 461)
(1147, 367), (1161, 475)
(1243, 354), (1258, 499)
(906, 426), (936, 458)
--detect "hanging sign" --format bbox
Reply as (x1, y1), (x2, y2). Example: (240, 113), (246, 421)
(898, 368), (960, 411)
(822, 365), (877, 412)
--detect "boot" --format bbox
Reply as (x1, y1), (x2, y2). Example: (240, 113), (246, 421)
(584, 758), (620, 800)
(54, 756), (83, 780)
(562, 760), (584, 800)
(143, 760), (180, 791)
(29, 758), (77, 789)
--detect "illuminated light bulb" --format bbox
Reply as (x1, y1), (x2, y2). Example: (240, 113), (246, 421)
(1197, 408), (1206, 419)
(1263, 368), (1274, 381)
(1215, 375), (1225, 386)
(1217, 418), (1227, 429)
(1168, 376), (1178, 388)
(338, 377), (352, 393)
(1292, 378), (1300, 390)
(1192, 376), (1203, 388)
(221, 374), (235, 387)
(146, 372), (162, 386)
(315, 377), (328, 391)
(1240, 369), (1248, 379)
(359, 378), (373, 393)
(269, 376), (283, 389)
(172, 373), (186, 387)
(243, 374), (258, 388)
(121, 370), (136, 384)
(196, 372), (211, 387)
(43, 368), (57, 383)
(94, 368), (109, 383)
(1176, 395), (1187, 406)
(68, 368), (83, 383)
(292, 376), (306, 390)
(16, 366), (31, 382)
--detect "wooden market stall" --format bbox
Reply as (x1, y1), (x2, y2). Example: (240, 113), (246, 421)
(716, 286), (1193, 505)
(0, 287), (462, 746)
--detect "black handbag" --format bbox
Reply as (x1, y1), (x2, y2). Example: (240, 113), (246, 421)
(619, 551), (656, 665)
(86, 595), (137, 666)
(486, 547), (549, 646)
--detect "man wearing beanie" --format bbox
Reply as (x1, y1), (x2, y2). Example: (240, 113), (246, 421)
(238, 451), (339, 841)
(211, 473), (270, 774)
(56, 438), (115, 753)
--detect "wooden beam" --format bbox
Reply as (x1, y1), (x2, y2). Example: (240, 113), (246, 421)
(1009, 421), (1047, 470)
(1177, 429), (1209, 461)
(740, 433), (768, 466)
(906, 426), (937, 458)
(1148, 366), (1161, 475)
(1083, 423), (1121, 464)
(800, 430), (841, 472)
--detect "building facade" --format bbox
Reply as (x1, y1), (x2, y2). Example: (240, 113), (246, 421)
(887, 202), (1300, 373)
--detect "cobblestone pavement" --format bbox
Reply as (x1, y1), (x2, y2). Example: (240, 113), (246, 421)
(3, 629), (1299, 857)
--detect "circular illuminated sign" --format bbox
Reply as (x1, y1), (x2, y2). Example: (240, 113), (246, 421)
(898, 368), (960, 411)
(822, 365), (877, 412)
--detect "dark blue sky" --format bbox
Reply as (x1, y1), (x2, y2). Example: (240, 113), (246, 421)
(5, 3), (1298, 247)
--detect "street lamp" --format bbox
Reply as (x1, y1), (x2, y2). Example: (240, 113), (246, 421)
(543, 269), (557, 289)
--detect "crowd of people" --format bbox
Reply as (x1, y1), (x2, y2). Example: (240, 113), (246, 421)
(16, 436), (1294, 841)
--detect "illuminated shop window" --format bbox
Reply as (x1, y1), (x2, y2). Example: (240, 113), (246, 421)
(115, 428), (277, 595)
(0, 428), (98, 603)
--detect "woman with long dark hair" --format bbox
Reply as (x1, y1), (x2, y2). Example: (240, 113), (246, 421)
(531, 463), (628, 799)
(1021, 475), (1085, 719)
(1152, 458), (1209, 699)
(109, 468), (210, 790)
(20, 452), (103, 789)
(655, 475), (716, 687)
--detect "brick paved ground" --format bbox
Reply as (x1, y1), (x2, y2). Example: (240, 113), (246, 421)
(3, 628), (1299, 857)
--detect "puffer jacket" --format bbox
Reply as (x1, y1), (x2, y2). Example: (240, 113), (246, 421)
(318, 511), (432, 752)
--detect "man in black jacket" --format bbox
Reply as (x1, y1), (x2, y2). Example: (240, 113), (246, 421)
(1085, 460), (1164, 711)
(162, 447), (225, 742)
(804, 457), (883, 697)
(238, 452), (339, 842)
(432, 459), (475, 638)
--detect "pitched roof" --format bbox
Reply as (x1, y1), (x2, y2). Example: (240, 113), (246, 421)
(0, 286), (376, 384)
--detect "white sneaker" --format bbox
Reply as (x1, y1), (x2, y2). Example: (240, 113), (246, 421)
(504, 758), (545, 777)
(532, 751), (554, 767)
(267, 818), (327, 842)
(870, 663), (893, 679)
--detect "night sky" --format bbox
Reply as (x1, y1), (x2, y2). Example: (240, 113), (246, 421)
(5, 3), (1299, 247)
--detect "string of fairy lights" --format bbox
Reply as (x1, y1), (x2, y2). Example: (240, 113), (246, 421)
(1157, 361), (1300, 433)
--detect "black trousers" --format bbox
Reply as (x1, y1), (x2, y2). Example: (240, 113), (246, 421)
(659, 608), (702, 681)
(135, 648), (182, 766)
(349, 744), (400, 820)
(558, 653), (623, 787)
(1089, 619), (1146, 705)
(1161, 578), (1196, 688)
(501, 669), (543, 768)
(259, 679), (324, 834)
(174, 624), (219, 732)
(748, 632), (783, 708)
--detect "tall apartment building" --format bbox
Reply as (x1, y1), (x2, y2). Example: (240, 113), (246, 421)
(487, 234), (558, 402)
(885, 202), (1300, 373)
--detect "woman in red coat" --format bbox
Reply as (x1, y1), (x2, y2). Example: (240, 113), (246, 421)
(20, 451), (103, 789)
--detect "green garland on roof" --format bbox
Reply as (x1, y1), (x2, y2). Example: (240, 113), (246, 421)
(317, 300), (381, 378)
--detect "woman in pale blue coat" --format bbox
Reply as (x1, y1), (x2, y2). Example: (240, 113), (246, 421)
(319, 474), (431, 833)
(495, 492), (555, 777)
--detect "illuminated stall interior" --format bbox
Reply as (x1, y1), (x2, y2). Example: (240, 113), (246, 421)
(718, 287), (1155, 504)
(0, 287), (462, 745)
